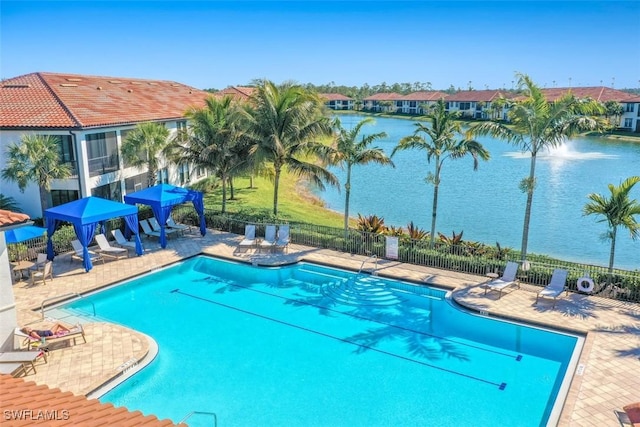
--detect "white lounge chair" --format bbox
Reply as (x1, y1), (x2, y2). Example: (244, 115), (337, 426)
(0, 350), (46, 375)
(95, 233), (128, 259)
(259, 225), (277, 252)
(238, 224), (256, 249)
(536, 269), (569, 308)
(484, 261), (519, 298)
(140, 219), (162, 239)
(275, 224), (290, 253)
(70, 240), (104, 265)
(148, 217), (179, 237)
(167, 216), (190, 234)
(111, 229), (137, 251)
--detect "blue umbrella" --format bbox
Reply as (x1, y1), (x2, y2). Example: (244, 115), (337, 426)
(5, 225), (47, 244)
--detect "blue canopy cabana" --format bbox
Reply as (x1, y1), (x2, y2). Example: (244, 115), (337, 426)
(124, 184), (206, 248)
(44, 197), (143, 272)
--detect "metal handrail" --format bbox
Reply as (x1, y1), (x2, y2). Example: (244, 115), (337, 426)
(359, 254), (378, 274)
(40, 292), (95, 320)
(179, 411), (218, 426)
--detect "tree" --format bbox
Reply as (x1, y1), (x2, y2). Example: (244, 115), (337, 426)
(583, 176), (640, 277)
(164, 96), (250, 214)
(1, 134), (71, 212)
(329, 117), (393, 235)
(392, 99), (490, 248)
(121, 122), (170, 188)
(468, 73), (605, 261)
(245, 80), (338, 216)
(0, 194), (21, 212)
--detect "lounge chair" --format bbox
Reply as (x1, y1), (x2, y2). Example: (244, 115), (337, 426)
(148, 217), (179, 237)
(0, 350), (47, 375)
(139, 219), (161, 239)
(30, 260), (53, 286)
(95, 233), (128, 259)
(0, 362), (28, 377)
(167, 216), (190, 234)
(29, 253), (48, 271)
(259, 225), (277, 252)
(15, 324), (87, 350)
(536, 269), (569, 308)
(238, 224), (256, 249)
(274, 224), (290, 253)
(70, 240), (104, 265)
(484, 261), (520, 298)
(111, 229), (137, 251)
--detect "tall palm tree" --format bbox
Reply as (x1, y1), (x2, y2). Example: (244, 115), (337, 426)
(468, 73), (605, 261)
(392, 99), (490, 248)
(245, 80), (338, 217)
(583, 176), (640, 276)
(121, 122), (170, 188)
(329, 117), (393, 235)
(164, 96), (250, 214)
(1, 134), (71, 212)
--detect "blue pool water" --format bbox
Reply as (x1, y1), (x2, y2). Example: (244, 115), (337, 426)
(65, 256), (581, 427)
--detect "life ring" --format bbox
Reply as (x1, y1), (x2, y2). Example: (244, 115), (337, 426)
(577, 277), (594, 293)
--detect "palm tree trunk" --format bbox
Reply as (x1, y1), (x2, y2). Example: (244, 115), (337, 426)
(344, 166), (352, 239)
(521, 154), (537, 261)
(249, 175), (254, 189)
(221, 173), (227, 214)
(273, 167), (281, 217)
(229, 177), (235, 200)
(38, 186), (49, 213)
(429, 162), (441, 248)
(608, 227), (617, 283)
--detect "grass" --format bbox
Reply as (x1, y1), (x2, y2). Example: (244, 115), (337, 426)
(202, 173), (346, 227)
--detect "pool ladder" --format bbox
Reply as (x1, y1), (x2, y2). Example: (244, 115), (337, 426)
(180, 411), (218, 426)
(358, 254), (378, 275)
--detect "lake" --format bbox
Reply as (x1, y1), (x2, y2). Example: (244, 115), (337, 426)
(314, 114), (640, 270)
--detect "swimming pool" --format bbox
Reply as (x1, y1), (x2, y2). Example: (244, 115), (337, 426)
(64, 256), (582, 426)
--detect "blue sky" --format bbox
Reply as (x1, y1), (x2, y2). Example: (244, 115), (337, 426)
(2, 1), (639, 90)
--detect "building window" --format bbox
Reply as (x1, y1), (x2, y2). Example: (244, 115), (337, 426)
(625, 103), (635, 113)
(125, 173), (149, 194)
(51, 190), (79, 207)
(91, 182), (122, 202)
(624, 118), (633, 128)
(87, 132), (119, 176)
(196, 166), (205, 178)
(157, 168), (169, 184)
(179, 163), (190, 185)
(459, 102), (471, 110)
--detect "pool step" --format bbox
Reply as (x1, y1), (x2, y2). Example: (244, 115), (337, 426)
(322, 277), (404, 307)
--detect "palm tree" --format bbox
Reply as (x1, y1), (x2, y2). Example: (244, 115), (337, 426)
(164, 96), (250, 214)
(1, 134), (71, 212)
(392, 99), (490, 248)
(245, 80), (338, 217)
(468, 73), (605, 261)
(0, 194), (21, 212)
(583, 176), (640, 276)
(329, 117), (393, 235)
(121, 122), (170, 188)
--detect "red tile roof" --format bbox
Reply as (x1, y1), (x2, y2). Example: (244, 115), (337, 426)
(363, 92), (404, 101)
(216, 86), (255, 101)
(399, 91), (449, 101)
(444, 90), (513, 102)
(319, 93), (353, 101)
(0, 210), (30, 227)
(0, 374), (182, 426)
(622, 95), (640, 103)
(538, 86), (635, 102)
(0, 72), (210, 129)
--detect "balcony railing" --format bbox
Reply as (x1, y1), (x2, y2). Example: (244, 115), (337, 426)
(88, 154), (119, 177)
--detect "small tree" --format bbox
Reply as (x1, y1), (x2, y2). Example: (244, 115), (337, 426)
(583, 176), (640, 278)
(1, 134), (71, 212)
(121, 122), (170, 188)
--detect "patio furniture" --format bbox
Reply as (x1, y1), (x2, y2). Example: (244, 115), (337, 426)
(259, 225), (277, 252)
(30, 260), (53, 286)
(71, 240), (104, 265)
(274, 224), (290, 253)
(111, 229), (138, 251)
(95, 233), (129, 259)
(139, 219), (161, 239)
(0, 351), (46, 375)
(483, 261), (519, 298)
(535, 269), (569, 308)
(238, 225), (257, 249)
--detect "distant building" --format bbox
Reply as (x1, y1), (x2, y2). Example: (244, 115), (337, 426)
(444, 90), (514, 120)
(363, 93), (404, 112)
(0, 72), (211, 217)
(320, 93), (354, 110)
(620, 95), (640, 132)
(396, 91), (449, 114)
(216, 86), (255, 102)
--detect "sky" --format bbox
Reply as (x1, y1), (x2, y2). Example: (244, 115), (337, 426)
(1, 1), (639, 91)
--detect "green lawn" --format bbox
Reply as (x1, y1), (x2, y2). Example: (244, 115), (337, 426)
(202, 174), (347, 227)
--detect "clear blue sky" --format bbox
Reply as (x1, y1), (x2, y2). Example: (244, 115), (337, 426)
(2, 1), (639, 90)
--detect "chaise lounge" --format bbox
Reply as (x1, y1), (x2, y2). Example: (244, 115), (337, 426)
(484, 261), (520, 299)
(535, 269), (569, 308)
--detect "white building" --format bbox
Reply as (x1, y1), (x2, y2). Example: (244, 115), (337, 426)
(0, 72), (211, 218)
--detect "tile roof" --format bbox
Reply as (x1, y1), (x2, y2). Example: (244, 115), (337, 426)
(216, 86), (255, 101)
(444, 90), (513, 102)
(399, 91), (449, 101)
(0, 210), (30, 227)
(363, 92), (404, 101)
(0, 72), (210, 129)
(319, 93), (353, 101)
(539, 86), (634, 102)
(621, 95), (640, 103)
(0, 374), (181, 426)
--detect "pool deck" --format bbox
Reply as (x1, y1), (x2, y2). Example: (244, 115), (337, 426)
(11, 229), (640, 426)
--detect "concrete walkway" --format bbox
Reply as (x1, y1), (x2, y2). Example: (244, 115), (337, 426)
(10, 229), (640, 426)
